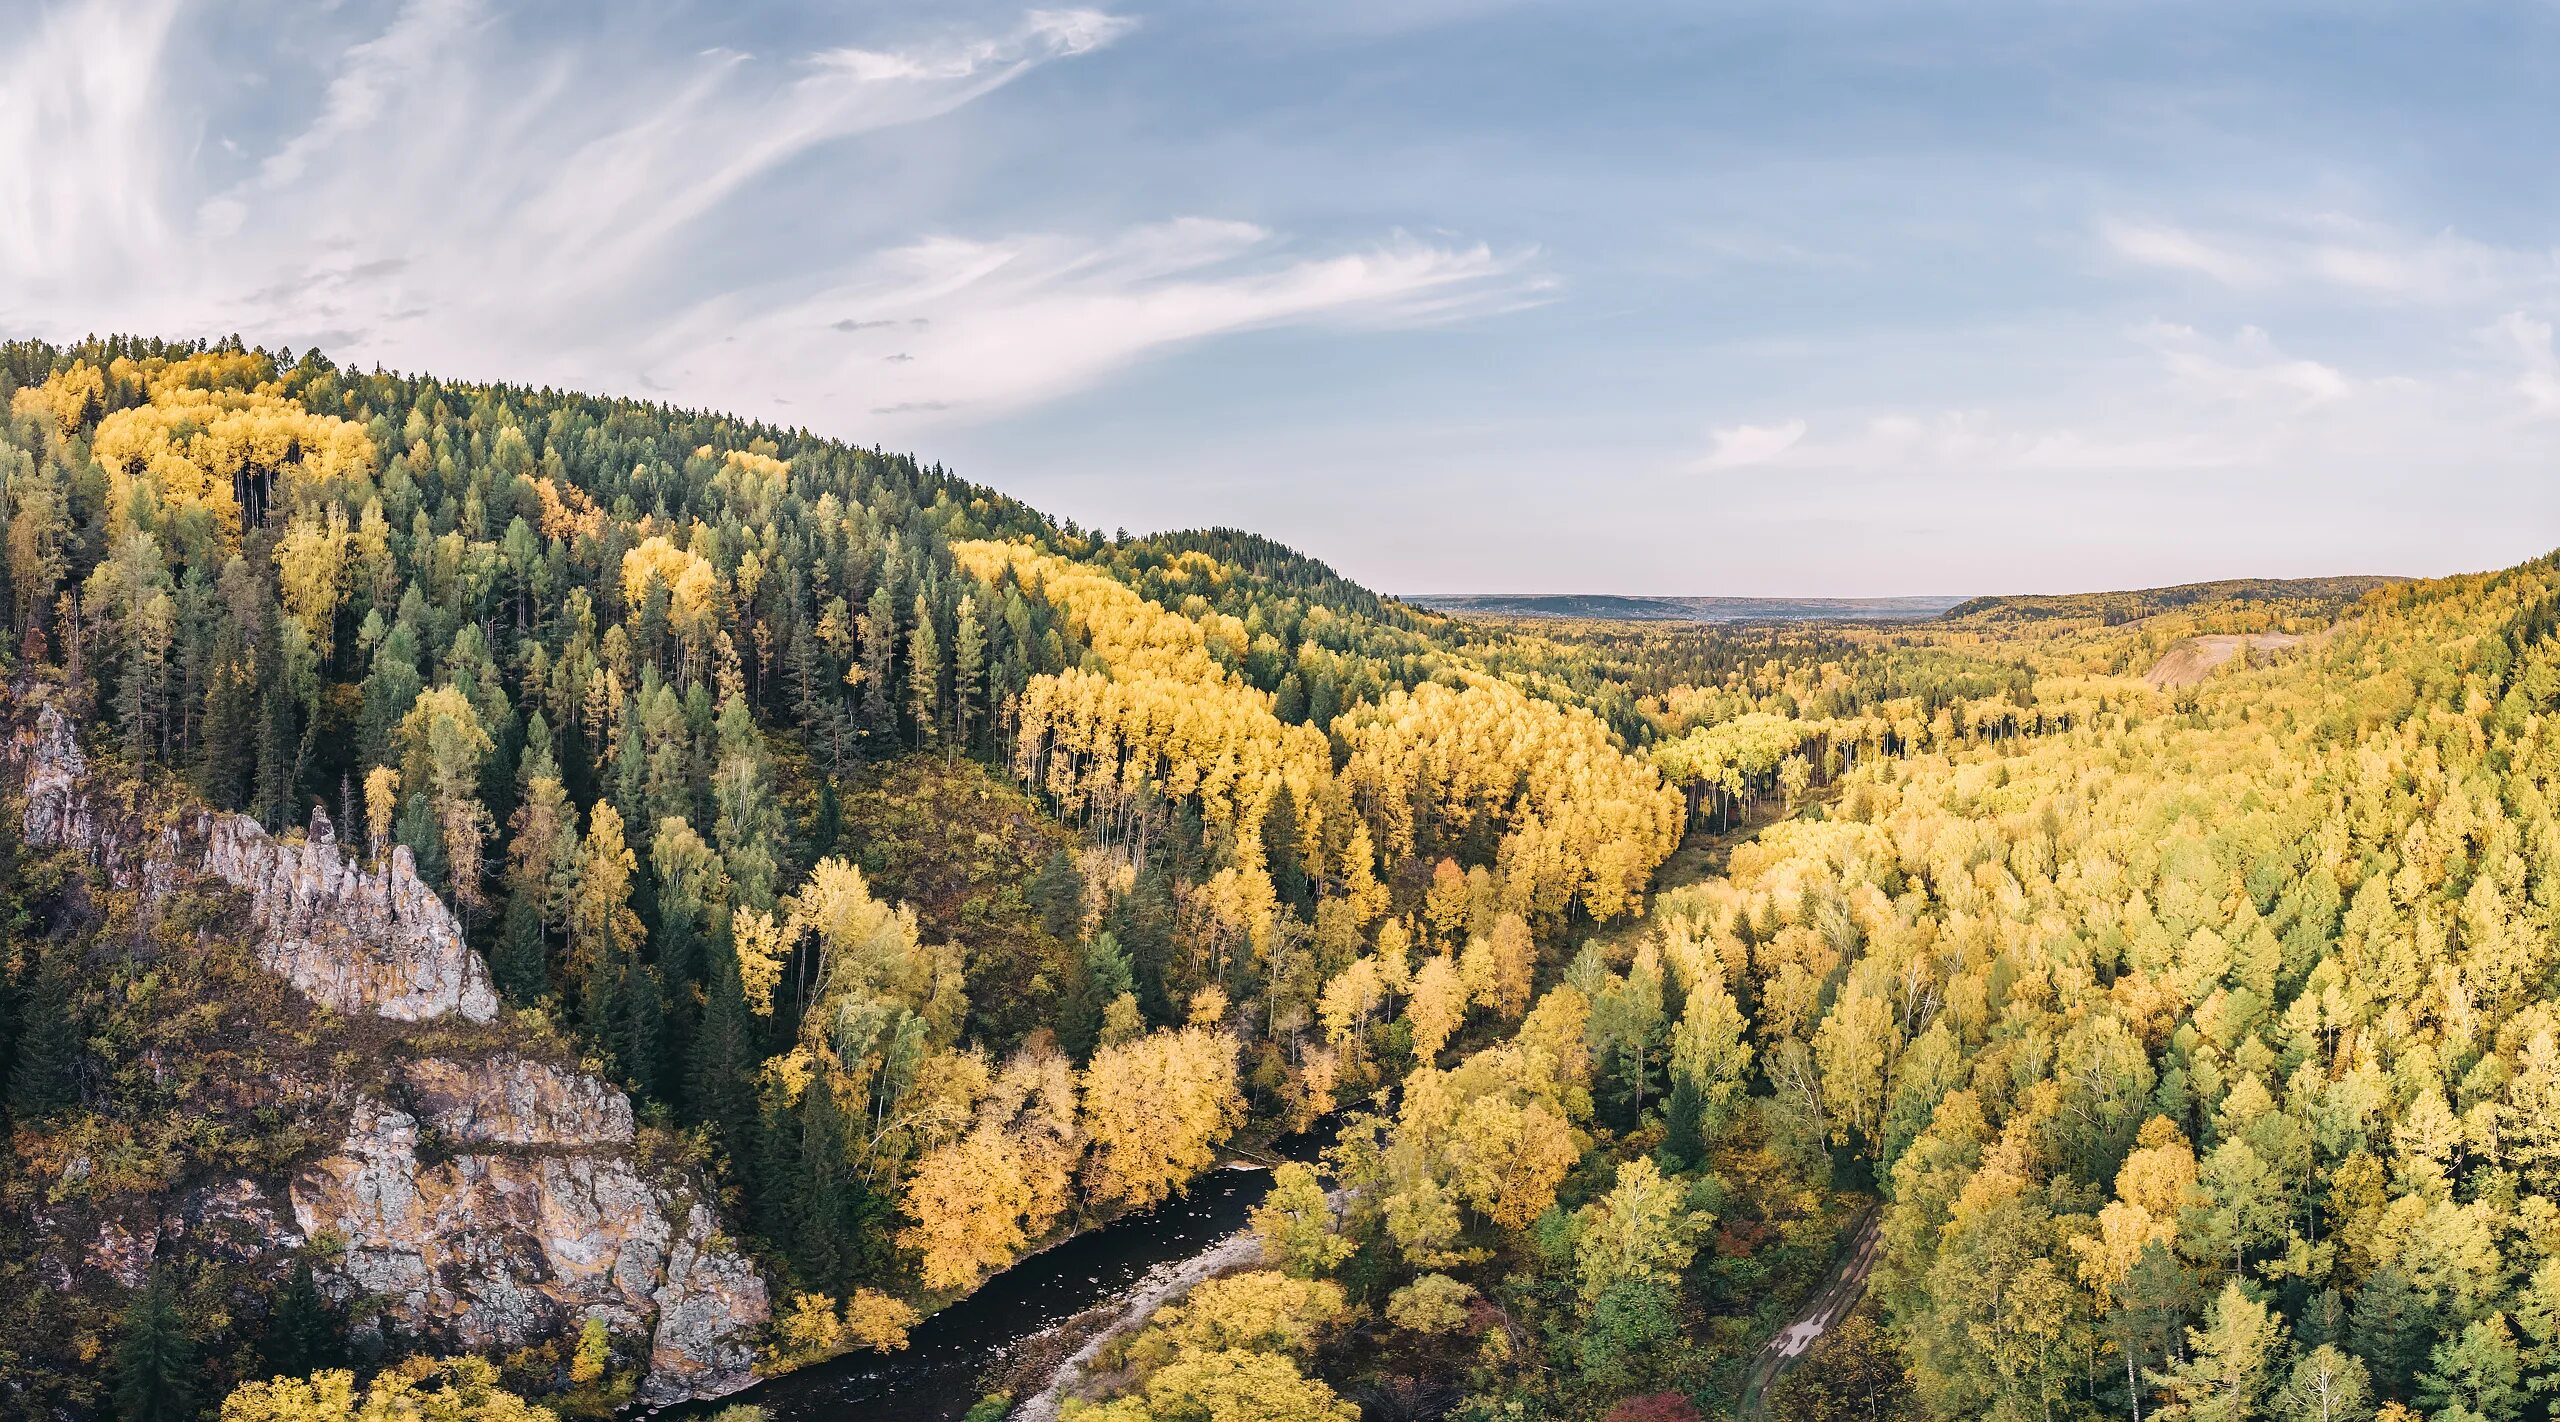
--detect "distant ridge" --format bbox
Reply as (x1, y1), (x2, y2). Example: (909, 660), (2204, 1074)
(1405, 593), (1966, 623)
(1943, 575), (2407, 624)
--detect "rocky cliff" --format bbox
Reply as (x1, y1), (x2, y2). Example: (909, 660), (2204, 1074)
(20, 703), (499, 1024)
(8, 698), (769, 1406)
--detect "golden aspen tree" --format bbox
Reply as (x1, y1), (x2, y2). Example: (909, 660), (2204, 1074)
(565, 801), (644, 1005)
(730, 906), (788, 1016)
(1460, 913), (1536, 1020)
(1080, 1026), (1243, 1210)
(394, 686), (495, 915)
(1252, 1164), (1352, 1278)
(843, 1290), (920, 1351)
(1405, 953), (1468, 1063)
(273, 507), (349, 662)
(219, 1358), (553, 1422)
(902, 1127), (1032, 1292)
(362, 766), (399, 865)
(1572, 1157), (1702, 1308)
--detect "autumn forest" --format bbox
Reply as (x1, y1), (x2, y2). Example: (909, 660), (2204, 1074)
(2, 334), (2556, 1422)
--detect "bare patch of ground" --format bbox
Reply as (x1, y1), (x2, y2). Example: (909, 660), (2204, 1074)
(2144, 632), (2301, 689)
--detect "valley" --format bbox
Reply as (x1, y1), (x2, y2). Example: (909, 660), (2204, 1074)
(0, 338), (2551, 1422)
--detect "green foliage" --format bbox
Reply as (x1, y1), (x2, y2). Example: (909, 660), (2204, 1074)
(261, 1258), (343, 1379)
(18, 335), (2560, 1422)
(1765, 1303), (1913, 1422)
(8, 942), (81, 1120)
(113, 1270), (196, 1422)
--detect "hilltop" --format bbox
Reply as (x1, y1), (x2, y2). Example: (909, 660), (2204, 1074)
(1942, 573), (2403, 624)
(1406, 592), (1965, 623)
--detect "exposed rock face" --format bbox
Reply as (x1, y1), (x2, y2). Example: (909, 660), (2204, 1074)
(400, 1055), (635, 1148)
(18, 703), (498, 1023)
(291, 1088), (765, 1405)
(8, 698), (768, 1404)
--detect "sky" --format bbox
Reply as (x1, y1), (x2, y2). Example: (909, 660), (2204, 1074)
(4, 0), (2559, 596)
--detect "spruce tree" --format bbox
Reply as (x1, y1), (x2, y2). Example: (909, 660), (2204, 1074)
(690, 942), (761, 1151)
(1031, 848), (1084, 941)
(112, 1271), (195, 1422)
(2351, 1263), (2430, 1399)
(1662, 1074), (1705, 1172)
(197, 617), (255, 809)
(858, 585), (896, 743)
(951, 594), (985, 753)
(794, 1075), (851, 1292)
(251, 599), (299, 830)
(8, 950), (79, 1121)
(621, 958), (669, 1103)
(262, 1258), (338, 1378)
(495, 892), (548, 1004)
(1068, 932), (1135, 1058)
(1263, 782), (1310, 917)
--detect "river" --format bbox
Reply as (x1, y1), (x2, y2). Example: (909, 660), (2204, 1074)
(659, 1126), (1333, 1422)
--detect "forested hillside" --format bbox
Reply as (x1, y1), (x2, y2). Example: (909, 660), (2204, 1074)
(2, 334), (2551, 1422)
(0, 336), (1693, 1418)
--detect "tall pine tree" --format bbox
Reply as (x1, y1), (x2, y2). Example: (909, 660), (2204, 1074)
(112, 1270), (195, 1422)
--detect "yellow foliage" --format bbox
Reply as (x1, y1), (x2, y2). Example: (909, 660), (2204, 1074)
(12, 361), (104, 435)
(1334, 678), (1680, 923)
(844, 1288), (920, 1351)
(1065, 1349), (1357, 1422)
(903, 1126), (1033, 1292)
(362, 766), (399, 858)
(1081, 1025), (1243, 1210)
(220, 1357), (555, 1422)
(1384, 1273), (1478, 1334)
(274, 507), (350, 658)
(1132, 1271), (1345, 1364)
(1405, 953), (1468, 1062)
(1188, 984), (1230, 1027)
(569, 1317), (610, 1385)
(768, 1287), (916, 1363)
(774, 1291), (848, 1359)
(620, 534), (721, 630)
(731, 906), (788, 1016)
(92, 378), (372, 548)
(532, 476), (605, 543)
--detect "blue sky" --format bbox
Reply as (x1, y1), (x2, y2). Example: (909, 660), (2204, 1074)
(6, 0), (2558, 594)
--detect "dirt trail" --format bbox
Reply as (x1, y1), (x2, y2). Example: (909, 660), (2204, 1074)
(1737, 1207), (1885, 1422)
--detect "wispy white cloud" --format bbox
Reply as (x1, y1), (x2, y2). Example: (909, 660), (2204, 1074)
(1699, 419), (1806, 468)
(245, 0), (485, 196)
(2489, 312), (2560, 419)
(2100, 220), (2265, 288)
(644, 219), (1531, 430)
(0, 0), (184, 293)
(1694, 317), (2556, 480)
(0, 0), (1526, 434)
(2101, 213), (2560, 306)
(2136, 322), (2353, 407)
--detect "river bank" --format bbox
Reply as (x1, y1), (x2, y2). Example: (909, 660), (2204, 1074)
(654, 1115), (1341, 1422)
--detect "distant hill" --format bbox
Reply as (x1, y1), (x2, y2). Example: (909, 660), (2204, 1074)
(1943, 575), (2406, 625)
(1405, 593), (1967, 623)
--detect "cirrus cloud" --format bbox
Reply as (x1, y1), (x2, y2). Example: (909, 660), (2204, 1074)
(0, 0), (1530, 439)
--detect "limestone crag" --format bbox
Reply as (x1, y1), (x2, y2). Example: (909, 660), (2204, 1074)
(8, 697), (768, 1404)
(17, 702), (498, 1023)
(399, 1054), (635, 1148)
(289, 1089), (764, 1405)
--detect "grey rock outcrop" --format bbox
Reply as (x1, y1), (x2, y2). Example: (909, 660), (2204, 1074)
(8, 698), (768, 1404)
(291, 1090), (766, 1404)
(400, 1054), (636, 1148)
(17, 703), (498, 1023)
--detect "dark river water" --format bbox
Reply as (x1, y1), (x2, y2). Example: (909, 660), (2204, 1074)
(659, 1124), (1333, 1422)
